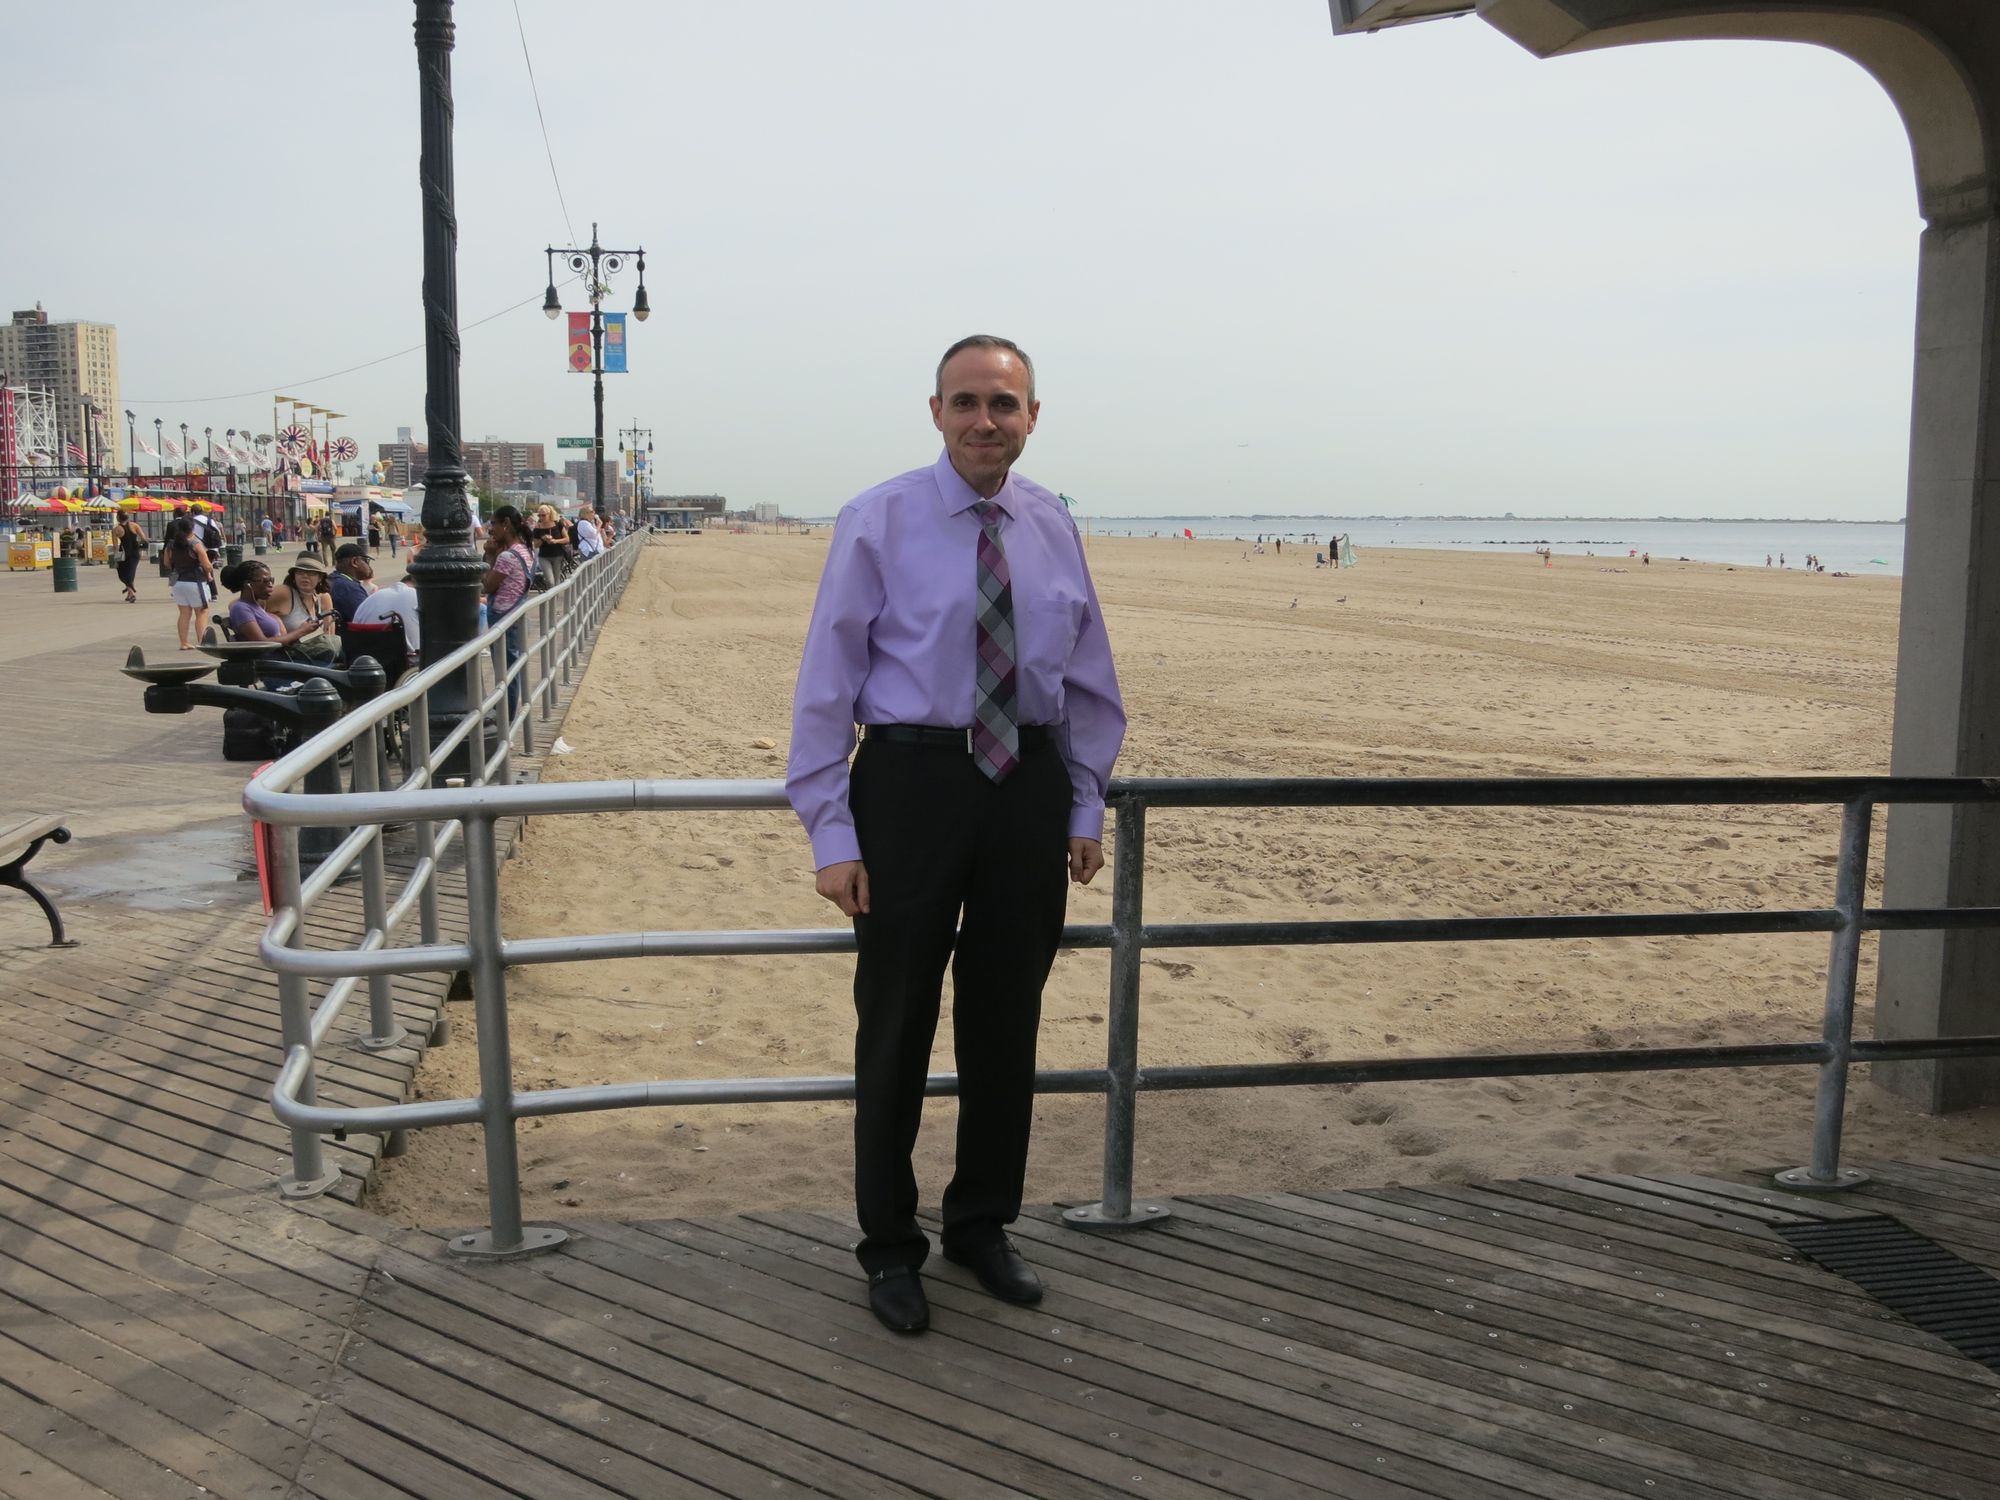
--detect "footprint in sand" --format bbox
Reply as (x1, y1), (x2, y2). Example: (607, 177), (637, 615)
(1387, 1127), (1444, 1157)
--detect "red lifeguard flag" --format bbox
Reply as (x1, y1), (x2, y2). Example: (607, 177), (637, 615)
(1182, 527), (1194, 540)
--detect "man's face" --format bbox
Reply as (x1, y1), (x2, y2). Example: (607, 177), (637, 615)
(342, 554), (374, 582)
(931, 348), (1038, 496)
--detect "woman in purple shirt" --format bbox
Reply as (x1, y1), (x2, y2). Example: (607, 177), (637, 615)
(220, 560), (334, 649)
(788, 336), (1126, 1335)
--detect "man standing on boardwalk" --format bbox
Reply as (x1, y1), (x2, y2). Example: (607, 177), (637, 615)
(788, 335), (1126, 1334)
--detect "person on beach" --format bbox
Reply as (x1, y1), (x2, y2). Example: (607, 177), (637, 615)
(788, 334), (1126, 1335)
(164, 517), (216, 650)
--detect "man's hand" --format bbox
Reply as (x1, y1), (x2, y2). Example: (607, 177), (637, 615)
(816, 860), (871, 916)
(1069, 838), (1104, 885)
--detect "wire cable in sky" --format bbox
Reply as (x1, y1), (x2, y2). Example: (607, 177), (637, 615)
(123, 281), (578, 406)
(513, 0), (578, 247)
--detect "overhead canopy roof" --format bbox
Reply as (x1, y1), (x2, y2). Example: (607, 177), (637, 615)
(1329, 0), (1475, 33)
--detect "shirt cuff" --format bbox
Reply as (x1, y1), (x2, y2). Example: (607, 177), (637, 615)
(1067, 804), (1106, 843)
(810, 826), (863, 870)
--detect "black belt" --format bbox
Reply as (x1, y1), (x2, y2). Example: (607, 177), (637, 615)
(862, 723), (1054, 752)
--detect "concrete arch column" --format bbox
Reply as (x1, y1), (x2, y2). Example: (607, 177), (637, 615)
(1337, 1), (2000, 1107)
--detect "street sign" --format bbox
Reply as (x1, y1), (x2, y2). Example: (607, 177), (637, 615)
(557, 437), (595, 449)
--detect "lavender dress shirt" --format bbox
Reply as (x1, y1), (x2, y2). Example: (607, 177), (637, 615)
(788, 450), (1126, 871)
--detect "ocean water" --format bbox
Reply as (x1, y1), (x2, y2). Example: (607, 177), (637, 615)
(1079, 517), (1906, 576)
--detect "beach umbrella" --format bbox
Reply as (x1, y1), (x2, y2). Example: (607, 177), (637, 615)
(119, 496), (168, 512)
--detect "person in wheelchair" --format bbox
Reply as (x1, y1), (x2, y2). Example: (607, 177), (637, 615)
(348, 575), (421, 683)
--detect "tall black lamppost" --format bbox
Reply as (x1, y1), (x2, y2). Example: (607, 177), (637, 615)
(153, 418), (163, 477)
(407, 0), (486, 772)
(542, 224), (648, 525)
(616, 423), (654, 520)
(79, 400), (97, 499)
(124, 409), (136, 480)
(180, 423), (190, 477)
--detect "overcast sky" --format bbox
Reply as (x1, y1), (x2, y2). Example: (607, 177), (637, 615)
(3, 2), (1920, 519)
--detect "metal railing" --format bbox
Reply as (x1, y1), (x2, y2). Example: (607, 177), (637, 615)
(243, 534), (641, 1211)
(246, 587), (2000, 1256)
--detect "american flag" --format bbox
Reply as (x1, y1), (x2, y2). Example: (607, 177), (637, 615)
(64, 440), (86, 464)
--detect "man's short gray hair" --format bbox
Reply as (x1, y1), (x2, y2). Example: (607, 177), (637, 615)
(935, 334), (1035, 402)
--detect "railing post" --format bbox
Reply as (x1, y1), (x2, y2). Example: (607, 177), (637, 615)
(409, 686), (447, 1047)
(352, 719), (408, 1051)
(448, 813), (566, 1258)
(410, 687), (440, 949)
(469, 643), (491, 787)
(539, 594), (554, 719)
(274, 825), (340, 1199)
(1778, 795), (1874, 1191)
(1065, 795), (1170, 1230)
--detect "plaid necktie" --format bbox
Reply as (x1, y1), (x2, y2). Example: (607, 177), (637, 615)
(972, 500), (1020, 782)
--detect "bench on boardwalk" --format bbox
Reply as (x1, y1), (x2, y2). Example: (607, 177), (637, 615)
(0, 815), (78, 947)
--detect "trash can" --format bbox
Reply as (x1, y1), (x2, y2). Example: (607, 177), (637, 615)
(253, 540), (268, 556)
(225, 543), (244, 568)
(51, 556), (78, 593)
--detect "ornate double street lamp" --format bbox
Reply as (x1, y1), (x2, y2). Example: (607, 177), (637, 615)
(542, 225), (649, 523)
(617, 422), (654, 518)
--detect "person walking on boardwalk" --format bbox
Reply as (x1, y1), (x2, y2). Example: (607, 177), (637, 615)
(788, 334), (1126, 1335)
(113, 515), (144, 602)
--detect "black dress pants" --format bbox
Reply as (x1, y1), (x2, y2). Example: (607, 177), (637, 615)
(848, 735), (1072, 1275)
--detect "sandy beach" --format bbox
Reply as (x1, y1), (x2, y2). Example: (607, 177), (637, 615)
(370, 532), (2000, 1229)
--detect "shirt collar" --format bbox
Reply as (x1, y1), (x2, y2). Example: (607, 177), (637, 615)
(932, 448), (1014, 519)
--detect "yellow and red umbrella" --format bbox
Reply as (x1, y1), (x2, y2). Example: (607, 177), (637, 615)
(118, 496), (170, 512)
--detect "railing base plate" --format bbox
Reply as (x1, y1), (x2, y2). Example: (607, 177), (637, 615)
(1062, 1200), (1173, 1231)
(353, 1025), (410, 1052)
(1775, 1166), (1871, 1192)
(448, 1225), (568, 1260)
(277, 1169), (342, 1201)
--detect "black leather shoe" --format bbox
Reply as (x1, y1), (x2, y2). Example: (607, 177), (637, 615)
(867, 1267), (930, 1333)
(943, 1237), (1043, 1305)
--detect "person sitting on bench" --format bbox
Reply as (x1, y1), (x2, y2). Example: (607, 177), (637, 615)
(221, 560), (337, 651)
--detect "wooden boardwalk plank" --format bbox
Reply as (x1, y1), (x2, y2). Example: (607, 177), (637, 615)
(675, 1210), (1567, 1500)
(754, 1208), (1718, 1500)
(0, 1381), (199, 1500)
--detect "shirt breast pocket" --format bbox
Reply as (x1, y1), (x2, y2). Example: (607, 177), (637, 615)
(1025, 596), (1085, 660)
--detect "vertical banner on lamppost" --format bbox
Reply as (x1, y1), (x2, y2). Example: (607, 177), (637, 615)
(602, 313), (628, 373)
(566, 312), (591, 372)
